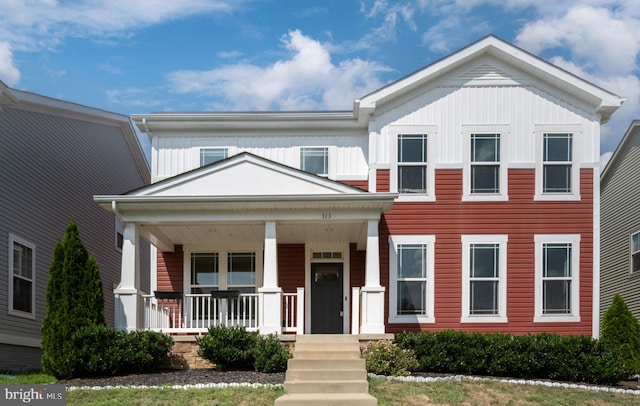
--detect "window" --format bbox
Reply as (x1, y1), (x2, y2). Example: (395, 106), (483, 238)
(543, 133), (572, 193)
(9, 234), (36, 318)
(300, 147), (328, 176)
(470, 134), (500, 194)
(115, 218), (124, 251)
(631, 231), (640, 273)
(534, 235), (580, 322)
(461, 235), (507, 322)
(200, 148), (228, 166)
(397, 134), (428, 194)
(190, 253), (219, 294)
(389, 235), (435, 323)
(227, 252), (256, 294)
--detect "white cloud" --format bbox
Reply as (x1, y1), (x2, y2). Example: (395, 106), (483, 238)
(600, 151), (613, 171)
(0, 41), (20, 85)
(167, 30), (391, 111)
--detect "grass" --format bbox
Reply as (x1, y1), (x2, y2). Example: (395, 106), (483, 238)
(2, 373), (639, 405)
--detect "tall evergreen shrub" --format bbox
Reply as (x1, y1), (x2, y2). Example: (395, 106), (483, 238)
(41, 219), (106, 379)
(601, 294), (640, 375)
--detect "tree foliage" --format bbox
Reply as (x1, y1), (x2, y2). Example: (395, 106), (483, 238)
(41, 219), (106, 379)
(601, 294), (640, 375)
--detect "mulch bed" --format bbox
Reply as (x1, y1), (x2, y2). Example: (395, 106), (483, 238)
(58, 369), (285, 387)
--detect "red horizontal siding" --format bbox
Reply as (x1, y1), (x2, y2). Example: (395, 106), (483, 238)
(157, 245), (183, 293)
(383, 168), (594, 336)
(340, 179), (369, 191)
(377, 169), (390, 192)
(278, 244), (305, 294)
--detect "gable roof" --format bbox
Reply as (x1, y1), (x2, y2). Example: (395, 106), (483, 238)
(601, 119), (640, 184)
(357, 35), (624, 123)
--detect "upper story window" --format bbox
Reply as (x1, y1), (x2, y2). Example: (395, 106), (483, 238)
(471, 134), (500, 193)
(463, 126), (508, 201)
(398, 134), (428, 193)
(389, 235), (435, 323)
(461, 235), (508, 323)
(535, 126), (580, 201)
(632, 231), (640, 273)
(300, 147), (328, 176)
(534, 234), (580, 322)
(200, 148), (228, 166)
(543, 133), (572, 193)
(9, 234), (36, 319)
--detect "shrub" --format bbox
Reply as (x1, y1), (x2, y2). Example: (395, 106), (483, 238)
(197, 326), (259, 371)
(41, 220), (106, 379)
(397, 330), (625, 385)
(68, 325), (174, 378)
(254, 334), (291, 373)
(362, 340), (419, 376)
(601, 294), (640, 375)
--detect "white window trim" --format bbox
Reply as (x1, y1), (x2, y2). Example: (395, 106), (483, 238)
(534, 234), (581, 322)
(461, 235), (508, 323)
(534, 125), (581, 201)
(8, 233), (36, 319)
(462, 125), (509, 201)
(389, 125), (436, 202)
(631, 230), (640, 274)
(298, 146), (333, 178)
(388, 235), (435, 324)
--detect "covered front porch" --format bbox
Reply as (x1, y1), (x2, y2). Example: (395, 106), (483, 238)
(94, 153), (397, 336)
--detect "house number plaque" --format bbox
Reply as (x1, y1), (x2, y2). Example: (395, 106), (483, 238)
(322, 213), (332, 219)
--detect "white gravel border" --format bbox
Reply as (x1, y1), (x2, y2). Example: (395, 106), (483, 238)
(370, 373), (640, 396)
(66, 382), (283, 391)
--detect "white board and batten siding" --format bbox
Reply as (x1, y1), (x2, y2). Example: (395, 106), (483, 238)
(0, 97), (149, 371)
(151, 132), (369, 184)
(369, 63), (602, 170)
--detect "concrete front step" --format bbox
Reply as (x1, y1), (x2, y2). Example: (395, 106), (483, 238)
(286, 358), (366, 370)
(294, 342), (361, 352)
(293, 350), (361, 359)
(286, 368), (367, 381)
(275, 393), (377, 406)
(284, 380), (369, 394)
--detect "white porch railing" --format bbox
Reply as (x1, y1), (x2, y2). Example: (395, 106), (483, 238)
(143, 288), (304, 335)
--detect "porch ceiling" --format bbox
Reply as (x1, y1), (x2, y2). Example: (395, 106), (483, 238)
(139, 220), (368, 249)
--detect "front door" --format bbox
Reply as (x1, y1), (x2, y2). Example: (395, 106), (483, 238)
(311, 263), (343, 334)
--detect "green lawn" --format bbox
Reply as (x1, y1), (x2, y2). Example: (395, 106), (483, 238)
(2, 373), (639, 405)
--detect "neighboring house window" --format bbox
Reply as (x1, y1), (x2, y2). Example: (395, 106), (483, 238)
(534, 234), (580, 322)
(190, 253), (219, 293)
(8, 234), (36, 319)
(632, 231), (640, 273)
(389, 235), (435, 323)
(115, 218), (124, 251)
(227, 252), (256, 294)
(397, 134), (428, 193)
(200, 148), (228, 166)
(461, 235), (508, 322)
(543, 133), (572, 193)
(535, 126), (580, 201)
(300, 147), (328, 176)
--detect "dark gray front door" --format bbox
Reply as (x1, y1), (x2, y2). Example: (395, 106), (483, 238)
(311, 263), (343, 334)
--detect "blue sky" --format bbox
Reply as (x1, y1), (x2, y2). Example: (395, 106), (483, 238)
(1, 1), (639, 165)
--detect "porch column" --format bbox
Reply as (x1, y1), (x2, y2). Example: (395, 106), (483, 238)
(360, 219), (386, 334)
(258, 220), (282, 335)
(114, 222), (141, 332)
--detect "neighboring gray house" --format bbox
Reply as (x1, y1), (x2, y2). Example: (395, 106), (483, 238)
(601, 120), (640, 323)
(0, 81), (150, 372)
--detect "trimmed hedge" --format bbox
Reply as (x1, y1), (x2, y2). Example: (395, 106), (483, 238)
(68, 325), (174, 378)
(196, 326), (291, 372)
(396, 330), (625, 385)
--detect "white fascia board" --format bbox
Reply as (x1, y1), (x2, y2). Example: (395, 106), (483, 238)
(358, 36), (623, 119)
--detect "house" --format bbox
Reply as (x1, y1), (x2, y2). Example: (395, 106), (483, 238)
(94, 35), (623, 340)
(600, 120), (640, 322)
(0, 81), (150, 371)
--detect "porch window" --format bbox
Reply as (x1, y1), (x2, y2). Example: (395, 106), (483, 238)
(190, 253), (219, 293)
(228, 252), (256, 294)
(9, 234), (36, 319)
(300, 147), (328, 176)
